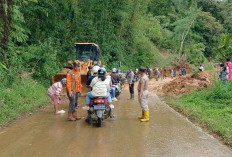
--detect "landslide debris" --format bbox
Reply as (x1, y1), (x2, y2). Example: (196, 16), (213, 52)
(162, 71), (213, 95)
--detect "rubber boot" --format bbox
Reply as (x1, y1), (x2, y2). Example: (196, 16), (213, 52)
(67, 112), (76, 121)
(138, 111), (144, 119)
(131, 94), (134, 100)
(72, 112), (81, 120)
(140, 111), (149, 122)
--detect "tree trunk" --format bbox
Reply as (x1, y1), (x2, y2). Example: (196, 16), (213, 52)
(0, 0), (13, 61)
(179, 19), (195, 64)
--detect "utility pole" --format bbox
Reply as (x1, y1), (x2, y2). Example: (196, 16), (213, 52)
(118, 35), (121, 67)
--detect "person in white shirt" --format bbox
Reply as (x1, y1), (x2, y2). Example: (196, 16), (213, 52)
(85, 68), (112, 105)
(199, 65), (204, 72)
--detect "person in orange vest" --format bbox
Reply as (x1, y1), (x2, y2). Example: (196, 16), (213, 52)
(66, 61), (82, 121)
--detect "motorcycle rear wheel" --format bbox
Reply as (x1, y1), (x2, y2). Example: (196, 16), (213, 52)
(97, 117), (102, 127)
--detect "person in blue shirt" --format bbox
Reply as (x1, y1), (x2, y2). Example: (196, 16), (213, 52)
(86, 66), (99, 88)
(87, 66), (93, 80)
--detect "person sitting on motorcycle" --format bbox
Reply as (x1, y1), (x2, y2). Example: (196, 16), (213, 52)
(86, 65), (100, 89)
(85, 68), (114, 120)
(111, 68), (121, 83)
(110, 68), (121, 101)
(85, 68), (112, 107)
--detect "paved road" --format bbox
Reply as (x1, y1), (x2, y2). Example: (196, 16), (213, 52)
(0, 81), (232, 157)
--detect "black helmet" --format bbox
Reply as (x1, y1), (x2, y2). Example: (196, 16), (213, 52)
(98, 68), (106, 76)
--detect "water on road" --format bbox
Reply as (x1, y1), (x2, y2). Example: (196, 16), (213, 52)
(0, 80), (232, 157)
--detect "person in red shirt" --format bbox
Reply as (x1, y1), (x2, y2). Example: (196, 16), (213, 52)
(66, 61), (82, 121)
(160, 68), (164, 80)
(208, 56), (211, 62)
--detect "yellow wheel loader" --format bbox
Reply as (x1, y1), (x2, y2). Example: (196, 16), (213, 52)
(52, 43), (101, 94)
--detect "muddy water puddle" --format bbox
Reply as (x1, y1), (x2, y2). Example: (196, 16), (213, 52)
(0, 83), (232, 157)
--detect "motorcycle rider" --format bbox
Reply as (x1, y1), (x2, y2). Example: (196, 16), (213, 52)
(85, 68), (113, 121)
(111, 68), (121, 83)
(86, 65), (100, 89)
(110, 68), (121, 101)
(85, 68), (112, 107)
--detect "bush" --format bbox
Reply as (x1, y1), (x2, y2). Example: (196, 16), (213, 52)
(0, 78), (49, 126)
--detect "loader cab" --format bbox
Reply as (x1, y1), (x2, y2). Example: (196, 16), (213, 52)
(75, 43), (100, 64)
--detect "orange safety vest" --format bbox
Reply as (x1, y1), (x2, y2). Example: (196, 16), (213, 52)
(66, 69), (81, 93)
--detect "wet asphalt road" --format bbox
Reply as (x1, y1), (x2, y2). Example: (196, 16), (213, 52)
(0, 83), (232, 157)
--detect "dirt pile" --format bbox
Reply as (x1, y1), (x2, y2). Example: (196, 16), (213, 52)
(191, 71), (214, 82)
(162, 71), (213, 95)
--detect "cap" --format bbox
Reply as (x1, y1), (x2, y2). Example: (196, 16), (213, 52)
(73, 61), (80, 67)
(139, 67), (147, 72)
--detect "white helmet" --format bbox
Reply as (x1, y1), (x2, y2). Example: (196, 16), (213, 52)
(112, 68), (117, 73)
(92, 65), (100, 74)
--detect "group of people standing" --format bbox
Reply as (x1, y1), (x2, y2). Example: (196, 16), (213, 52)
(154, 68), (167, 81)
(48, 62), (150, 122)
(219, 58), (232, 84)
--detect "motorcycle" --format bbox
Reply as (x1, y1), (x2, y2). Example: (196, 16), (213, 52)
(83, 97), (114, 127)
(111, 81), (122, 98)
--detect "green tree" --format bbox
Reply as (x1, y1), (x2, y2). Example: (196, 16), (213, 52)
(196, 12), (224, 56)
(197, 0), (226, 23)
(214, 34), (232, 62)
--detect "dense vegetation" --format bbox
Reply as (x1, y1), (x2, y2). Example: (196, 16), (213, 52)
(0, 0), (232, 125)
(1, 0), (232, 84)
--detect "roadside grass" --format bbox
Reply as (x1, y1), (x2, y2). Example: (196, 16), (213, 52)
(190, 62), (215, 75)
(165, 80), (232, 146)
(0, 78), (49, 127)
(204, 61), (215, 71)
